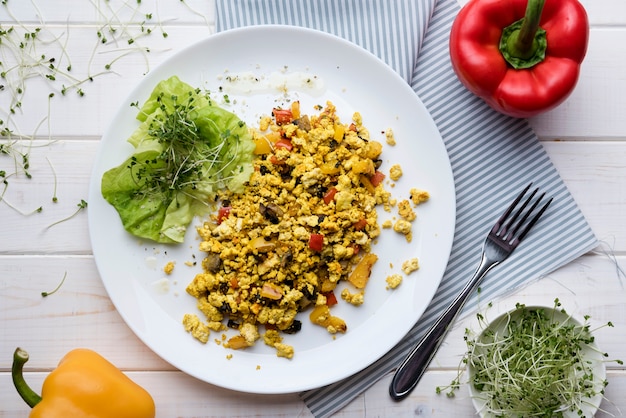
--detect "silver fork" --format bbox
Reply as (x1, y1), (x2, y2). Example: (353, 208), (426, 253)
(389, 183), (552, 401)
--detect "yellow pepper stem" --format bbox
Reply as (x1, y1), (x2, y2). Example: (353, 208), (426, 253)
(12, 347), (42, 408)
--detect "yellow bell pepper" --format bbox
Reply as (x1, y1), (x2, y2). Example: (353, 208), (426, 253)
(12, 347), (156, 418)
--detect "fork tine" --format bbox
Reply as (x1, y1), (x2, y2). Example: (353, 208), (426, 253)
(491, 183), (532, 236)
(491, 183), (552, 247)
(503, 186), (538, 239)
(513, 194), (552, 245)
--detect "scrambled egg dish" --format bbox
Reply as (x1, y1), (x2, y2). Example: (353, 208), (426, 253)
(183, 101), (429, 358)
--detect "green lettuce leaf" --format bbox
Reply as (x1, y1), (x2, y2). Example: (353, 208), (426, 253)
(101, 75), (255, 243)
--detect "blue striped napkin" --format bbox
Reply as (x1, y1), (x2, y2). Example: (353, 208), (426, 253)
(216, 1), (598, 416)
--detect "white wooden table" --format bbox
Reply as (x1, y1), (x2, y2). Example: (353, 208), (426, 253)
(1, 1), (625, 416)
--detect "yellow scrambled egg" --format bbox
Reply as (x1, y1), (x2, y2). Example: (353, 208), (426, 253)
(183, 101), (429, 358)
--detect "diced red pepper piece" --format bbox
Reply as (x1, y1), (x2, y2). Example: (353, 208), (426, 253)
(369, 170), (386, 187)
(272, 108), (293, 125)
(323, 187), (338, 205)
(217, 206), (232, 224)
(274, 138), (293, 151)
(323, 291), (338, 306)
(269, 155), (285, 165)
(350, 244), (361, 255)
(308, 234), (324, 252)
(353, 218), (367, 231)
(230, 277), (239, 289)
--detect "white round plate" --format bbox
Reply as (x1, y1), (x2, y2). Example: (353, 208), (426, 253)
(88, 25), (456, 394)
(468, 305), (606, 417)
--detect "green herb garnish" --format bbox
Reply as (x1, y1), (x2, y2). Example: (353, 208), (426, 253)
(101, 76), (255, 243)
(438, 299), (621, 417)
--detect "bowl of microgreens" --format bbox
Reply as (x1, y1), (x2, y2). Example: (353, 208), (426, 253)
(466, 299), (611, 417)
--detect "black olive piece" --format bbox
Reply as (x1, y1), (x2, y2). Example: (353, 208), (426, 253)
(329, 139), (339, 149)
(309, 184), (327, 198)
(259, 165), (270, 175)
(279, 167), (293, 181)
(301, 284), (317, 301)
(227, 319), (240, 329)
(373, 158), (383, 169)
(282, 320), (302, 334)
(219, 301), (233, 313)
(221, 199), (231, 207)
(219, 282), (230, 294)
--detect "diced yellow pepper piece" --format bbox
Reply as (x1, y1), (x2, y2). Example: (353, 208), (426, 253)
(333, 124), (345, 141)
(291, 101), (301, 120)
(348, 253), (378, 289)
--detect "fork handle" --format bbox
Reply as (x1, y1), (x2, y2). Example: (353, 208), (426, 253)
(389, 253), (497, 401)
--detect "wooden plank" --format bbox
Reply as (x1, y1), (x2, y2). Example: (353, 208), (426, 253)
(1, 0), (215, 25)
(0, 25), (213, 137)
(544, 141), (626, 249)
(1, 369), (624, 417)
(530, 29), (626, 139)
(7, 0), (626, 27)
(0, 254), (171, 369)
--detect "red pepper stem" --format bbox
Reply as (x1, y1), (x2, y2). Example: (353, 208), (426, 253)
(499, 0), (548, 69)
(12, 347), (42, 408)
(515, 0), (547, 56)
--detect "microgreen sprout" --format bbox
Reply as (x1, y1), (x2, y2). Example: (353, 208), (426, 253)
(127, 91), (243, 201)
(45, 199), (87, 230)
(41, 271), (67, 297)
(177, 0), (211, 29)
(437, 299), (622, 417)
(0, 0), (202, 211)
(46, 156), (58, 202)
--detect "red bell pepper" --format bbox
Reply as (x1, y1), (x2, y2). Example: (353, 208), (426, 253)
(308, 234), (324, 252)
(323, 291), (338, 306)
(449, 0), (588, 118)
(274, 138), (293, 151)
(323, 187), (338, 204)
(272, 108), (293, 125)
(217, 206), (232, 224)
(369, 170), (385, 187)
(353, 218), (368, 231)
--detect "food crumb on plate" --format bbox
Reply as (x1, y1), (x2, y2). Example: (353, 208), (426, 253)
(410, 188), (430, 205)
(182, 313), (210, 343)
(341, 288), (365, 306)
(393, 219), (413, 242)
(385, 128), (396, 146)
(402, 258), (420, 275)
(389, 164), (403, 181)
(386, 274), (403, 290)
(163, 261), (175, 274)
(397, 199), (416, 221)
